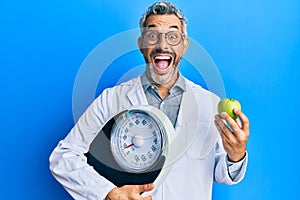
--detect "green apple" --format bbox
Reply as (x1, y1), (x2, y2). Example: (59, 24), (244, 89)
(217, 98), (241, 120)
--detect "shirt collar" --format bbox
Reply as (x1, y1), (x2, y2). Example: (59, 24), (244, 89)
(140, 72), (186, 93)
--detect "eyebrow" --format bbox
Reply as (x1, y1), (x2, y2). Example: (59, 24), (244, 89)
(147, 24), (179, 30)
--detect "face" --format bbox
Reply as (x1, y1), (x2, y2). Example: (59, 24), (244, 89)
(138, 14), (189, 86)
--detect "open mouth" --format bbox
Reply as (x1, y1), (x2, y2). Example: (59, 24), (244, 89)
(152, 54), (173, 73)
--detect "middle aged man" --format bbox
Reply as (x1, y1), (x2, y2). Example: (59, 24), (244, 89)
(50, 2), (250, 200)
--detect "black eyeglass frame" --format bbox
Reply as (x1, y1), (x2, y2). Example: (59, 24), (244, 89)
(142, 30), (186, 46)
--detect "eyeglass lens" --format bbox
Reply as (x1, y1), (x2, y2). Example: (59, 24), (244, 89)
(143, 31), (183, 46)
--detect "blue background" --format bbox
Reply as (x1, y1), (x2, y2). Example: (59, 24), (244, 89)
(1, 0), (299, 199)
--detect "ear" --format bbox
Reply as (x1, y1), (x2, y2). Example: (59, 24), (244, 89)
(138, 37), (143, 54)
(182, 37), (190, 54)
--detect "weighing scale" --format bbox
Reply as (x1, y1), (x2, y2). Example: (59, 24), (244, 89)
(86, 106), (175, 187)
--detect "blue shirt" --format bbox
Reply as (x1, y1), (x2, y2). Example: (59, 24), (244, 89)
(141, 73), (186, 127)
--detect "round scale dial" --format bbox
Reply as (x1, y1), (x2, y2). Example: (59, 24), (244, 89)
(111, 110), (163, 173)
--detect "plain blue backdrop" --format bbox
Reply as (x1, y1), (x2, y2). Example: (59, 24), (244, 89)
(1, 0), (299, 199)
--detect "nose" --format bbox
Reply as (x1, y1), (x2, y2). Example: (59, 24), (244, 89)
(157, 33), (169, 50)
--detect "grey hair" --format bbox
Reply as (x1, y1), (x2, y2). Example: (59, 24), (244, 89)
(139, 1), (188, 35)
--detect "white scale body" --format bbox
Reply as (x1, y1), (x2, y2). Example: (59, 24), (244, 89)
(87, 106), (175, 187)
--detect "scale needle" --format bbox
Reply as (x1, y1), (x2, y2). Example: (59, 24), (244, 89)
(122, 143), (134, 150)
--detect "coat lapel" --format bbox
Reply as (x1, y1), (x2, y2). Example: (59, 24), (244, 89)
(126, 76), (148, 106)
(169, 80), (219, 161)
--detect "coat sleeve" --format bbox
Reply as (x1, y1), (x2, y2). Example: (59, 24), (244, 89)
(49, 88), (116, 200)
(213, 137), (248, 185)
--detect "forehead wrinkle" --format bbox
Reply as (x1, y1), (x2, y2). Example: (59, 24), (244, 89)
(145, 15), (182, 32)
(146, 25), (180, 33)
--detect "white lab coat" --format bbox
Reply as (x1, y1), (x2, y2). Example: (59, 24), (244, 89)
(49, 76), (247, 200)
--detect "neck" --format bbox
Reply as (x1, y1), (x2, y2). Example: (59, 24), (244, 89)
(150, 72), (179, 100)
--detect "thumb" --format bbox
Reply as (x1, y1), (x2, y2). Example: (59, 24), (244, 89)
(137, 183), (155, 193)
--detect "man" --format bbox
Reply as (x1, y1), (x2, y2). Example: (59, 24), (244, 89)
(50, 2), (249, 200)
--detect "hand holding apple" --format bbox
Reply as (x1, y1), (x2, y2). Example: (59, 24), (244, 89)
(215, 98), (249, 162)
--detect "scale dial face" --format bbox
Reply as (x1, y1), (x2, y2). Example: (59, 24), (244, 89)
(110, 110), (163, 173)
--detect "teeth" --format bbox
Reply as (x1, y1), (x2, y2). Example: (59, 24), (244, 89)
(155, 55), (171, 60)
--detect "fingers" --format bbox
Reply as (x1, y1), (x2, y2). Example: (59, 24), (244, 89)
(214, 111), (248, 146)
(214, 114), (233, 141)
(220, 111), (242, 134)
(144, 196), (153, 200)
(106, 184), (154, 200)
(234, 109), (250, 132)
(217, 109), (249, 137)
(235, 118), (242, 128)
(132, 193), (152, 200)
(135, 184), (154, 199)
(137, 183), (155, 193)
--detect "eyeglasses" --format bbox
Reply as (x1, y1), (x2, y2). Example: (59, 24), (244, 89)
(142, 30), (185, 46)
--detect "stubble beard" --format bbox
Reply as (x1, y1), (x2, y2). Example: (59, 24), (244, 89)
(147, 63), (177, 86)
